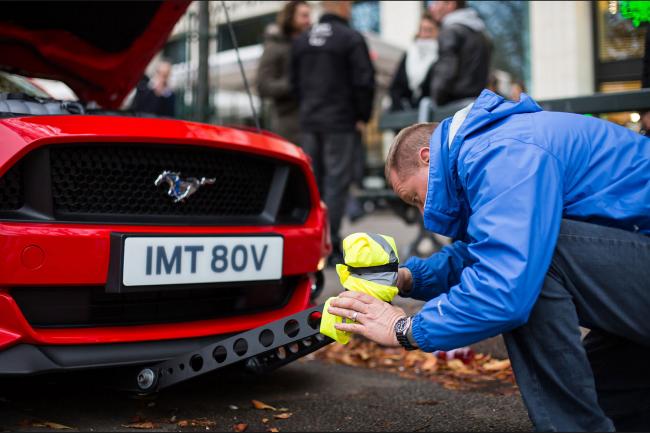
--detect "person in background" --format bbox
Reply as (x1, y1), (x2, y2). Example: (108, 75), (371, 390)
(428, 0), (490, 106)
(485, 73), (501, 96)
(510, 80), (526, 101)
(389, 13), (439, 111)
(291, 0), (375, 265)
(257, 1), (311, 145)
(130, 60), (176, 117)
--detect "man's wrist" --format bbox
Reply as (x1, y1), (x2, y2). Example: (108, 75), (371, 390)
(397, 267), (413, 297)
(406, 319), (419, 349)
(395, 316), (418, 350)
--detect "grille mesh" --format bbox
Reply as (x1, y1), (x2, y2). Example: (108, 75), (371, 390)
(0, 164), (23, 211)
(50, 145), (275, 217)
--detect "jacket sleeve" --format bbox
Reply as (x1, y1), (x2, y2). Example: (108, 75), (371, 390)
(402, 241), (472, 301)
(411, 140), (564, 352)
(257, 43), (291, 99)
(389, 55), (411, 111)
(430, 26), (461, 106)
(348, 36), (376, 123)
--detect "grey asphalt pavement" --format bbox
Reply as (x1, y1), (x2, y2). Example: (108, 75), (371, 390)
(0, 359), (530, 432)
(0, 212), (531, 432)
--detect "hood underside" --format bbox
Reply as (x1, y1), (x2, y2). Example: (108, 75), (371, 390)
(0, 1), (190, 108)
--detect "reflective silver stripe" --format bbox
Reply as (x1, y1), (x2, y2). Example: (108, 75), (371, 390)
(366, 233), (398, 264)
(356, 271), (398, 286)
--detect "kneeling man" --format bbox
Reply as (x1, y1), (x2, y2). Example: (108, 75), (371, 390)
(329, 89), (650, 431)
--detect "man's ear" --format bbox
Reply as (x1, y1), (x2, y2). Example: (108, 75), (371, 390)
(418, 147), (430, 166)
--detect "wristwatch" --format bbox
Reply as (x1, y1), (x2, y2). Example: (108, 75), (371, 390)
(394, 316), (417, 351)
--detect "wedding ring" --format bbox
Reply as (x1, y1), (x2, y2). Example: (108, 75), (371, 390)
(352, 311), (359, 322)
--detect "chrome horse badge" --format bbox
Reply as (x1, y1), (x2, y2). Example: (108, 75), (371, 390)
(154, 171), (216, 203)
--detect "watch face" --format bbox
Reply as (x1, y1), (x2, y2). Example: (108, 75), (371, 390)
(394, 318), (407, 334)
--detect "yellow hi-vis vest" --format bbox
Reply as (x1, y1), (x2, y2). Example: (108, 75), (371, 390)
(320, 232), (400, 344)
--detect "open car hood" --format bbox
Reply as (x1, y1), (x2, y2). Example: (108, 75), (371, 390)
(0, 1), (190, 109)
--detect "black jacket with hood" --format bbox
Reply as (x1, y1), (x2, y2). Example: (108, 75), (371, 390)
(430, 7), (491, 106)
(291, 13), (375, 133)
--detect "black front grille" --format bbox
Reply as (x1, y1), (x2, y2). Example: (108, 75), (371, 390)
(0, 164), (23, 211)
(0, 143), (311, 225)
(50, 145), (275, 218)
(11, 277), (300, 328)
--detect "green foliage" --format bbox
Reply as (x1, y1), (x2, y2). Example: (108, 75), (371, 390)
(619, 1), (650, 27)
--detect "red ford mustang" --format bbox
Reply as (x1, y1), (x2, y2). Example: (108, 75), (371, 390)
(0, 1), (330, 374)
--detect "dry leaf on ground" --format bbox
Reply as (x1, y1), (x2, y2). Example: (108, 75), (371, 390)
(252, 400), (277, 411)
(268, 428), (280, 432)
(121, 421), (156, 429)
(233, 423), (248, 432)
(273, 413), (292, 420)
(482, 359), (511, 371)
(177, 418), (216, 428)
(31, 421), (72, 430)
(315, 335), (517, 395)
(262, 418), (270, 424)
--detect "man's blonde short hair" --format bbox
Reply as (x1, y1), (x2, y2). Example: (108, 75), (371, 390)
(385, 122), (438, 188)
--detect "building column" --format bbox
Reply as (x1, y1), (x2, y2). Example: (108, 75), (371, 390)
(380, 1), (422, 50)
(530, 1), (595, 99)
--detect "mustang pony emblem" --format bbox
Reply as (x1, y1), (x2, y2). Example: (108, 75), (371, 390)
(154, 171), (216, 203)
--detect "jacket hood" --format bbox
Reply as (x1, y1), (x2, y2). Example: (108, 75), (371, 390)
(442, 8), (486, 32)
(423, 89), (543, 237)
(0, 1), (190, 109)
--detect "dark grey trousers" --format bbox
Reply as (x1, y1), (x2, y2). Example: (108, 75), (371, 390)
(301, 132), (357, 247)
(505, 219), (650, 432)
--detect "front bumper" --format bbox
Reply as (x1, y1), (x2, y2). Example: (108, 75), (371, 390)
(0, 214), (328, 359)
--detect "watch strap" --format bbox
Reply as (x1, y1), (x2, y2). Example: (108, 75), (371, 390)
(395, 317), (417, 351)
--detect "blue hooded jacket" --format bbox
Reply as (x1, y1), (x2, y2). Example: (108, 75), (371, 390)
(404, 90), (650, 352)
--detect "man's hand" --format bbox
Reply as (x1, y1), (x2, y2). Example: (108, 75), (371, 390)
(397, 267), (413, 295)
(328, 291), (406, 347)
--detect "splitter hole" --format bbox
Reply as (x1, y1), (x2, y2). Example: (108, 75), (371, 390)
(259, 329), (274, 347)
(190, 355), (204, 372)
(234, 338), (248, 356)
(308, 311), (322, 330)
(213, 346), (227, 363)
(284, 319), (300, 338)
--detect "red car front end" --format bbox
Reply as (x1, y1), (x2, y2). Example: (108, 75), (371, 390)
(0, 115), (329, 374)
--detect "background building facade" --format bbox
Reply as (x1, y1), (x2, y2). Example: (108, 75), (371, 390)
(151, 0), (647, 158)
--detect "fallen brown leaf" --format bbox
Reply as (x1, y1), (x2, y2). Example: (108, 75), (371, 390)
(482, 359), (511, 371)
(268, 428), (280, 432)
(31, 421), (72, 430)
(121, 421), (156, 429)
(277, 408), (289, 412)
(315, 335), (517, 396)
(273, 413), (292, 420)
(177, 418), (216, 428)
(252, 400), (277, 411)
(233, 423), (248, 432)
(421, 356), (438, 373)
(261, 418), (270, 424)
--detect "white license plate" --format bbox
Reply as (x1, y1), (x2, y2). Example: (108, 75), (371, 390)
(121, 236), (283, 287)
